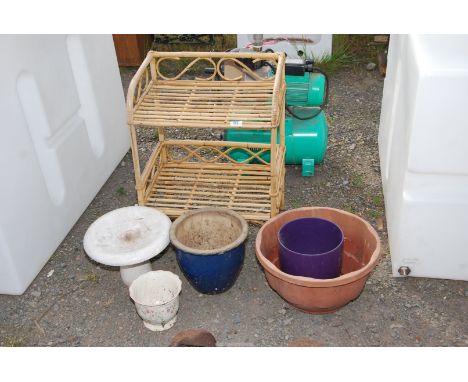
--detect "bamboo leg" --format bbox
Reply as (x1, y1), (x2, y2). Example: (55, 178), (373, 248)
(279, 102), (286, 209)
(158, 127), (167, 164)
(280, 168), (285, 209)
(150, 57), (157, 80)
(150, 53), (165, 163)
(129, 124), (144, 204)
(270, 126), (278, 217)
(279, 103), (285, 148)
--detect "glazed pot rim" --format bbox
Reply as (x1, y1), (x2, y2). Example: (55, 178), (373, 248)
(170, 207), (248, 255)
(256, 207), (381, 287)
(129, 270), (182, 307)
(277, 217), (344, 257)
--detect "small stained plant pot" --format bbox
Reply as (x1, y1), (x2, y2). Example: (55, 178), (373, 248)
(129, 271), (182, 331)
(256, 207), (381, 314)
(170, 208), (248, 294)
(278, 217), (344, 279)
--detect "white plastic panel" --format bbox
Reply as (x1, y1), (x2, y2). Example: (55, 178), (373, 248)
(378, 34), (468, 281)
(237, 34), (332, 59)
(0, 35), (130, 294)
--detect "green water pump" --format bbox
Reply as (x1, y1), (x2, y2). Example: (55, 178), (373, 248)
(225, 58), (328, 176)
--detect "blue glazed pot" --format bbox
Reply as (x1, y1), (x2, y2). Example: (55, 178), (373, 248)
(170, 208), (248, 294)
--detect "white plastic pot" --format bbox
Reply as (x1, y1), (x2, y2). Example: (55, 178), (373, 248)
(129, 271), (182, 331)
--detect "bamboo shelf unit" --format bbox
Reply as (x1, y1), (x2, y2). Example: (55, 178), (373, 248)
(127, 51), (286, 222)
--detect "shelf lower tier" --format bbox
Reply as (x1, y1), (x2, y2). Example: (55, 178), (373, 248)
(143, 162), (274, 222)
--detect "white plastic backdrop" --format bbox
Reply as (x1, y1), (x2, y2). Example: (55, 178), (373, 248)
(237, 34), (332, 59)
(0, 35), (130, 294)
(379, 34), (468, 281)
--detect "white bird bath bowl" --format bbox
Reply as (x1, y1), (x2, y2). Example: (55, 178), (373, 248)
(83, 206), (171, 286)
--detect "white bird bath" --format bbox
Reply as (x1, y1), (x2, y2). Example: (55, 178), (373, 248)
(83, 206), (171, 286)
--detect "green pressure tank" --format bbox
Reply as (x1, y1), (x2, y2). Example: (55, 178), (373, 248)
(225, 110), (328, 174)
(225, 66), (328, 176)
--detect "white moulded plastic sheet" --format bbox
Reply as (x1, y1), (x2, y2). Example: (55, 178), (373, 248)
(0, 35), (130, 294)
(236, 34), (332, 59)
(379, 34), (468, 281)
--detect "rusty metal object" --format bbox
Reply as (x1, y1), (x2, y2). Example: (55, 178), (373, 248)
(170, 329), (217, 347)
(377, 50), (388, 77)
(398, 266), (411, 276)
(288, 339), (322, 347)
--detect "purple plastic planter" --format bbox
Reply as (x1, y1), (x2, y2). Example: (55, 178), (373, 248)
(278, 217), (344, 279)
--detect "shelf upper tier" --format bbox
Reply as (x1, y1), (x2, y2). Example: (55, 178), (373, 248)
(127, 51), (285, 130)
(132, 80), (279, 129)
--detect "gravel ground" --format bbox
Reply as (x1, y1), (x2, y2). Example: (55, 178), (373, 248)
(1, 65), (467, 347)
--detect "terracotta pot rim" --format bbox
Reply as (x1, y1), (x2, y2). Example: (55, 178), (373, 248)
(256, 207), (381, 288)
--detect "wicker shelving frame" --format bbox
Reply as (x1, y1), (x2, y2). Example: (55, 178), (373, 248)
(126, 51), (286, 222)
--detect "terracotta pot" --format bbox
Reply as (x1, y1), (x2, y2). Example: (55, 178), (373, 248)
(256, 207), (381, 314)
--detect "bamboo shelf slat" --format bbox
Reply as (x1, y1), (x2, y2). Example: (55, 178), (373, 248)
(145, 162), (273, 222)
(126, 51), (286, 222)
(132, 80), (276, 129)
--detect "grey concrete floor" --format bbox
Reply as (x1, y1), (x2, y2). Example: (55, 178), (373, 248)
(1, 65), (467, 347)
